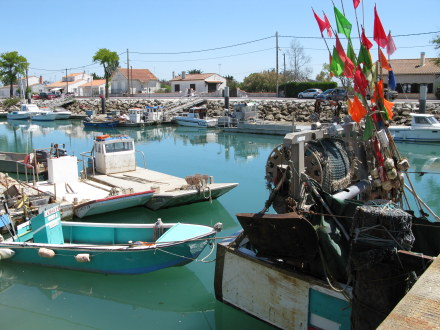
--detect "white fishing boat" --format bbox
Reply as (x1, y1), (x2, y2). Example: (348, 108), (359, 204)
(52, 108), (72, 120)
(20, 135), (237, 219)
(174, 107), (217, 128)
(388, 113), (440, 143)
(30, 110), (57, 121)
(6, 104), (41, 120)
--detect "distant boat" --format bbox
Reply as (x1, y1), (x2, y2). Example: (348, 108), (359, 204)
(0, 206), (221, 275)
(174, 107), (217, 128)
(31, 110), (57, 121)
(83, 118), (119, 128)
(7, 104), (41, 120)
(389, 113), (440, 143)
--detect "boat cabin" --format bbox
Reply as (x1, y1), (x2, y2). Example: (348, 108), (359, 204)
(128, 108), (145, 124)
(144, 106), (164, 122)
(409, 113), (440, 128)
(185, 107), (208, 119)
(233, 102), (258, 122)
(93, 135), (136, 174)
(21, 104), (40, 112)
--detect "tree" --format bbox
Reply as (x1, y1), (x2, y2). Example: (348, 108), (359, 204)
(187, 69), (203, 74)
(287, 39), (312, 81)
(241, 70), (278, 93)
(0, 51), (29, 98)
(315, 63), (332, 82)
(92, 48), (119, 98)
(92, 72), (104, 80)
(432, 35), (440, 66)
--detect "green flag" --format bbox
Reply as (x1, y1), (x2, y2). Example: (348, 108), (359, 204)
(334, 6), (352, 38)
(358, 44), (372, 70)
(347, 41), (357, 66)
(363, 116), (374, 141)
(330, 46), (344, 76)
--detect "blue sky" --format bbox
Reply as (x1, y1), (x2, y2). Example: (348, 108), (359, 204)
(2, 0), (439, 83)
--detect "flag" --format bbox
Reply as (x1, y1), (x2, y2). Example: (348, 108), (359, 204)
(361, 27), (373, 50)
(348, 95), (366, 123)
(388, 67), (396, 90)
(383, 98), (394, 120)
(379, 48), (392, 70)
(323, 12), (333, 37)
(329, 54), (334, 77)
(374, 5), (388, 48)
(372, 79), (385, 104)
(334, 6), (352, 38)
(387, 31), (397, 56)
(358, 44), (373, 69)
(354, 65), (368, 97)
(313, 9), (328, 35)
(347, 41), (357, 66)
(363, 115), (374, 140)
(335, 35), (355, 78)
(330, 47), (344, 76)
(353, 0), (360, 9)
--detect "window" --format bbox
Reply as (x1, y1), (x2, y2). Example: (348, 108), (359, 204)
(174, 84), (180, 92)
(415, 117), (429, 124)
(104, 142), (133, 153)
(190, 84), (196, 91)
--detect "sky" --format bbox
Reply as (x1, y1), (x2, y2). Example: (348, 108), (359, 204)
(1, 0), (439, 83)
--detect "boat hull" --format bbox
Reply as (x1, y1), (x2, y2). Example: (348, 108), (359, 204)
(83, 120), (119, 128)
(175, 118), (217, 128)
(74, 190), (154, 218)
(31, 114), (57, 121)
(389, 127), (440, 143)
(7, 113), (30, 120)
(145, 183), (238, 210)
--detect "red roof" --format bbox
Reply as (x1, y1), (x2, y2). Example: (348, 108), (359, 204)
(386, 58), (440, 75)
(79, 79), (106, 87)
(171, 73), (219, 81)
(116, 68), (158, 82)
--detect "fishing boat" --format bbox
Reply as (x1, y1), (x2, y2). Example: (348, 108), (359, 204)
(6, 104), (41, 120)
(51, 107), (72, 120)
(174, 107), (217, 128)
(388, 113), (440, 142)
(30, 110), (57, 121)
(0, 205), (221, 274)
(0, 151), (29, 174)
(83, 118), (119, 128)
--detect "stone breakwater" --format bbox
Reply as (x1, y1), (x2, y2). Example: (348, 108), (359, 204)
(18, 98), (440, 125)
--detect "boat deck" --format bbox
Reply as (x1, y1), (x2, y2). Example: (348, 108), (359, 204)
(378, 254), (440, 329)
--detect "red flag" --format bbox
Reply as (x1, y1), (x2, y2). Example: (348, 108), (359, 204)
(323, 12), (333, 37)
(354, 65), (369, 97)
(374, 5), (388, 48)
(353, 0), (360, 9)
(335, 35), (355, 78)
(379, 48), (392, 70)
(387, 31), (397, 56)
(313, 9), (328, 35)
(361, 27), (373, 50)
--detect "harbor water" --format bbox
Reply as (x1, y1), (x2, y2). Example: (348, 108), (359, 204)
(0, 119), (439, 329)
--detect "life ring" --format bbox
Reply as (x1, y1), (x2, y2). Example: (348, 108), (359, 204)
(96, 134), (110, 140)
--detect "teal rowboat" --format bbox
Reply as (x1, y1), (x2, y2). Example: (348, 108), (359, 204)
(0, 206), (220, 274)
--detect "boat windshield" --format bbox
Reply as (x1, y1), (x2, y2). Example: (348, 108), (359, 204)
(414, 116), (438, 125)
(427, 116), (439, 124)
(105, 141), (133, 153)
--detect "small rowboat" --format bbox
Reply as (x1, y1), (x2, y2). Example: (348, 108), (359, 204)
(0, 205), (221, 274)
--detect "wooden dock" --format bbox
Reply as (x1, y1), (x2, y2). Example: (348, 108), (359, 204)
(378, 255), (440, 329)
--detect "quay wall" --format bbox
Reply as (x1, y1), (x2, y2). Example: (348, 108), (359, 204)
(6, 98), (440, 125)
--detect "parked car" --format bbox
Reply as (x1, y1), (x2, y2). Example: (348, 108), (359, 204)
(35, 92), (57, 100)
(316, 88), (348, 101)
(366, 89), (398, 101)
(297, 88), (323, 99)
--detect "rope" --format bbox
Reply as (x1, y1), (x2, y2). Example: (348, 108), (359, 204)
(156, 240), (217, 263)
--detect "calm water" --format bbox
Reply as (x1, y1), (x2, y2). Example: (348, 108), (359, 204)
(0, 119), (439, 329)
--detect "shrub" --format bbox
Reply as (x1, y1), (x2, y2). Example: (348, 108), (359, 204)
(2, 98), (20, 108)
(436, 87), (440, 99)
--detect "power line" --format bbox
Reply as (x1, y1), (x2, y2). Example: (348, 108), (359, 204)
(129, 48), (274, 63)
(130, 36), (274, 55)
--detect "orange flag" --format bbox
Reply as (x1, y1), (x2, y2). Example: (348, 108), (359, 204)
(372, 79), (385, 104)
(348, 95), (366, 123)
(379, 48), (391, 70)
(383, 97), (394, 120)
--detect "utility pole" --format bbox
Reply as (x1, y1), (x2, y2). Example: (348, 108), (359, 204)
(126, 49), (130, 97)
(26, 67), (30, 103)
(283, 53), (286, 98)
(66, 68), (69, 94)
(275, 32), (279, 98)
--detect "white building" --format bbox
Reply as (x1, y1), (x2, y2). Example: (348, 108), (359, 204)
(45, 72), (92, 96)
(111, 68), (160, 95)
(170, 73), (226, 95)
(0, 76), (45, 98)
(78, 79), (106, 97)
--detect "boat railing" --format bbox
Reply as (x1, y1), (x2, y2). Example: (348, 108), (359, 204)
(135, 150), (147, 169)
(16, 160), (36, 184)
(80, 151), (95, 179)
